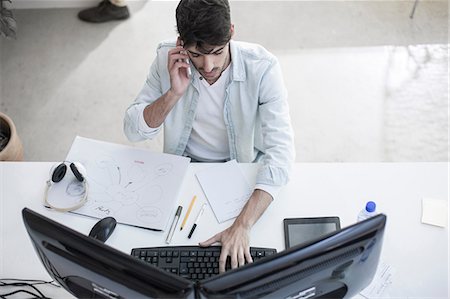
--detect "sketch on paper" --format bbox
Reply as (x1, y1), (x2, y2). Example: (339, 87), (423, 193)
(65, 136), (190, 231)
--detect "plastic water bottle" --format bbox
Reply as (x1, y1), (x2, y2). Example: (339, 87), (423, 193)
(357, 201), (377, 222)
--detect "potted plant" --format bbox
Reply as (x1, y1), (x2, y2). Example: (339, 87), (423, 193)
(0, 0), (16, 39)
(0, 112), (23, 161)
(0, 1), (21, 160)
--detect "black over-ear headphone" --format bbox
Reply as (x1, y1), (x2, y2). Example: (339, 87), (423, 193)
(44, 161), (88, 212)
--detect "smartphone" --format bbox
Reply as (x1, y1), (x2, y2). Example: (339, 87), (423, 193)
(283, 217), (341, 248)
(186, 58), (192, 78)
(179, 39), (192, 78)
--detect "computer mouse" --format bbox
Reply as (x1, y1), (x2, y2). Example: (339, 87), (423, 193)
(88, 217), (117, 243)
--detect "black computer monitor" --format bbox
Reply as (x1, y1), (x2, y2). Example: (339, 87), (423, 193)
(22, 208), (386, 299)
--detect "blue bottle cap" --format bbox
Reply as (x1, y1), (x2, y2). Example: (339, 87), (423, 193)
(365, 201), (376, 213)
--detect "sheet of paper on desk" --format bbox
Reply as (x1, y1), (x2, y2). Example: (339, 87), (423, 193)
(65, 136), (190, 231)
(421, 198), (448, 228)
(359, 261), (395, 299)
(195, 160), (252, 223)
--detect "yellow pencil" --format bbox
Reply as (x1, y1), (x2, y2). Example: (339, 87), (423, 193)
(180, 195), (197, 230)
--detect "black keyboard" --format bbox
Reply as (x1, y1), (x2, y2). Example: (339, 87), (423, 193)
(131, 246), (277, 281)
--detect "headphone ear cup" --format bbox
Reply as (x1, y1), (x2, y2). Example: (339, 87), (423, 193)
(70, 162), (86, 182)
(51, 163), (67, 183)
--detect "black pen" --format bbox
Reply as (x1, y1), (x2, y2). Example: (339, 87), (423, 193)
(166, 206), (182, 244)
(188, 203), (207, 239)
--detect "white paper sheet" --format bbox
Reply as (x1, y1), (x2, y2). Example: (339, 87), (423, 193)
(421, 198), (448, 228)
(195, 160), (252, 223)
(63, 136), (190, 231)
(359, 261), (395, 298)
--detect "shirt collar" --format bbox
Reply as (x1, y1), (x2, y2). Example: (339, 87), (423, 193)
(229, 40), (246, 82)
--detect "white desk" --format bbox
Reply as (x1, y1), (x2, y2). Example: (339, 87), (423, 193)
(0, 162), (448, 298)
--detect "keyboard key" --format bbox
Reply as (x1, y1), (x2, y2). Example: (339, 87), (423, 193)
(180, 264), (188, 274)
(147, 251), (158, 257)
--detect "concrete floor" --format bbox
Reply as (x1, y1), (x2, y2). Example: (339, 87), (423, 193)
(0, 1), (448, 162)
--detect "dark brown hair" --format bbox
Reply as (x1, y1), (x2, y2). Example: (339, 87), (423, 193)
(176, 0), (231, 53)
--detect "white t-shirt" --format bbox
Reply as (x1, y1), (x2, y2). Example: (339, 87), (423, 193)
(184, 66), (231, 162)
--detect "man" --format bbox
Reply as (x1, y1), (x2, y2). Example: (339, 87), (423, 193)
(124, 0), (295, 273)
(78, 0), (129, 23)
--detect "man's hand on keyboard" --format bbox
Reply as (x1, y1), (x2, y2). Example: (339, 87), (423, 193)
(200, 189), (273, 273)
(199, 219), (253, 273)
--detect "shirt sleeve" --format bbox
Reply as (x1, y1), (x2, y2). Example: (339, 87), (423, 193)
(255, 56), (296, 187)
(254, 183), (282, 200)
(123, 45), (165, 142)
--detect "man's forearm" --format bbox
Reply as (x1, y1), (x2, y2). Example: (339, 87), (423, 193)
(234, 189), (273, 230)
(143, 89), (181, 128)
(199, 189), (273, 272)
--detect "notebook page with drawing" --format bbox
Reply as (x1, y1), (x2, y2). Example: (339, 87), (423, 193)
(195, 160), (252, 223)
(63, 136), (190, 231)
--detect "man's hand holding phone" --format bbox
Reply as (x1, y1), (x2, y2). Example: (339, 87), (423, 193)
(167, 38), (191, 98)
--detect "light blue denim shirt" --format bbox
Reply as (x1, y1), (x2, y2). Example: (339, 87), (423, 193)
(124, 40), (295, 188)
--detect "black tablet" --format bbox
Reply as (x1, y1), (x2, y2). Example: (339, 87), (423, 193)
(284, 217), (341, 248)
